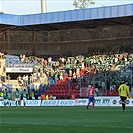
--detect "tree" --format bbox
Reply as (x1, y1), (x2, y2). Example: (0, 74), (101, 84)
(73, 0), (95, 9)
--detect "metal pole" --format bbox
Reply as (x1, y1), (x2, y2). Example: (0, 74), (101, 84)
(131, 65), (133, 91)
(41, 0), (47, 13)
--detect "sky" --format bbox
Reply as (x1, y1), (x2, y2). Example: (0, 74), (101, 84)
(0, 0), (132, 15)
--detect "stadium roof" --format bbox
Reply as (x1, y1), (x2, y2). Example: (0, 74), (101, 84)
(0, 4), (132, 31)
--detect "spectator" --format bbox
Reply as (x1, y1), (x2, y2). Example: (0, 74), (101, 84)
(17, 75), (22, 86)
(46, 94), (49, 100)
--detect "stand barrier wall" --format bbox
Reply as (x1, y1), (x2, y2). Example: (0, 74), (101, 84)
(0, 97), (133, 107)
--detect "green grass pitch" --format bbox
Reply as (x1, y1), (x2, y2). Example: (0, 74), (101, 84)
(0, 106), (133, 133)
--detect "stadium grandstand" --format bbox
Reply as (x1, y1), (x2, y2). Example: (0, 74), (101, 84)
(0, 3), (133, 99)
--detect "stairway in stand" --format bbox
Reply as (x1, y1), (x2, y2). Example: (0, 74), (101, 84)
(0, 59), (5, 75)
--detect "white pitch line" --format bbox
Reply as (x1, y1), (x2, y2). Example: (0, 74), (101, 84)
(0, 121), (133, 129)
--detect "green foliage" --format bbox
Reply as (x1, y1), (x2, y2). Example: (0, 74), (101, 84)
(73, 0), (95, 9)
(0, 106), (132, 133)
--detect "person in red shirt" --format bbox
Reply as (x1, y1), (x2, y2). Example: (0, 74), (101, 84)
(71, 93), (75, 100)
(49, 94), (53, 100)
(41, 94), (46, 100)
(87, 86), (95, 109)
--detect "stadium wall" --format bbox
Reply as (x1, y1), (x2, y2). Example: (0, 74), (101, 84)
(0, 97), (133, 106)
(0, 37), (132, 55)
(0, 24), (132, 55)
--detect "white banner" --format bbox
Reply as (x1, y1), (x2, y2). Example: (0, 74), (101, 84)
(21, 100), (41, 106)
(110, 97), (133, 107)
(0, 101), (18, 106)
(128, 99), (133, 106)
(41, 100), (58, 106)
(58, 100), (75, 106)
(0, 97), (132, 107)
(99, 97), (111, 106)
(6, 68), (33, 73)
(0, 101), (4, 106)
(75, 99), (88, 106)
(110, 97), (121, 106)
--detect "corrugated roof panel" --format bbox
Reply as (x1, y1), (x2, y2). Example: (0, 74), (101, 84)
(119, 5), (126, 16)
(126, 4), (132, 15)
(46, 12), (53, 23)
(111, 6), (118, 18)
(90, 8), (98, 19)
(105, 7), (111, 18)
(77, 9), (85, 21)
(58, 12), (65, 22)
(0, 14), (19, 25)
(64, 11), (72, 22)
(71, 10), (78, 21)
(83, 9), (91, 20)
(52, 12), (59, 23)
(40, 14), (47, 24)
(0, 4), (132, 26)
(97, 7), (104, 19)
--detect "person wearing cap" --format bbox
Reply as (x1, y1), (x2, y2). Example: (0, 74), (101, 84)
(118, 81), (130, 112)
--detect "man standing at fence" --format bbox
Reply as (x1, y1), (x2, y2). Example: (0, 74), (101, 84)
(14, 88), (20, 108)
(22, 89), (27, 108)
(87, 85), (95, 110)
(118, 81), (130, 112)
(3, 89), (8, 107)
(7, 90), (12, 107)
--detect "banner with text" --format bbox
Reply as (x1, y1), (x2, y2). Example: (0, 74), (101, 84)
(41, 100), (58, 106)
(58, 100), (75, 106)
(21, 100), (41, 106)
(0, 101), (18, 106)
(6, 68), (33, 73)
(74, 99), (88, 106)
(0, 97), (133, 106)
(110, 97), (133, 106)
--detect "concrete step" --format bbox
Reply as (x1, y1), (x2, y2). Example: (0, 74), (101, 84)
(5, 80), (20, 90)
(0, 59), (6, 75)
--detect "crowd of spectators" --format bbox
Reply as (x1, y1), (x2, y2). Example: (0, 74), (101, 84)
(0, 45), (133, 98)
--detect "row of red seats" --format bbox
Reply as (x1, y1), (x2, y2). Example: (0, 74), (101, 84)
(102, 90), (119, 96)
(48, 82), (80, 98)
